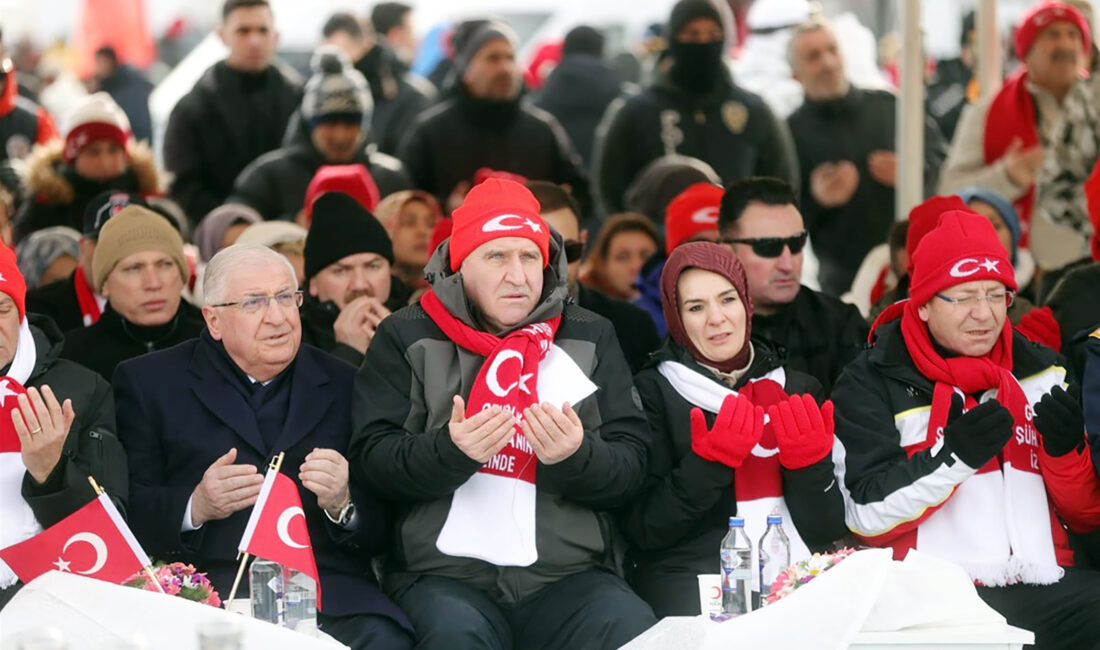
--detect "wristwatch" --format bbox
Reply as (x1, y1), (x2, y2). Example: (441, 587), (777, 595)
(326, 498), (355, 526)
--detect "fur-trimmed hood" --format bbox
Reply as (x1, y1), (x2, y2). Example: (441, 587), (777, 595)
(23, 139), (160, 206)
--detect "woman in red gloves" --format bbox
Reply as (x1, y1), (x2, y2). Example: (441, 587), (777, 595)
(620, 242), (849, 617)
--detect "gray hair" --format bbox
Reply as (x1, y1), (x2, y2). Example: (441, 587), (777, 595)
(786, 17), (834, 69)
(203, 243), (298, 306)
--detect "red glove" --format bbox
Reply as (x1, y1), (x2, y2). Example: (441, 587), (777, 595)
(1015, 306), (1062, 351)
(690, 393), (764, 469)
(768, 394), (836, 470)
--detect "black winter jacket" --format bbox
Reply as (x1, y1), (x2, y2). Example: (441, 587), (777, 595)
(229, 142), (411, 221)
(299, 277), (415, 368)
(26, 271), (86, 333)
(787, 87), (947, 296)
(0, 314), (126, 607)
(752, 286), (869, 396)
(60, 301), (205, 380)
(354, 45), (436, 156)
(622, 339), (846, 617)
(593, 69), (797, 215)
(163, 61), (302, 224)
(397, 86), (590, 215)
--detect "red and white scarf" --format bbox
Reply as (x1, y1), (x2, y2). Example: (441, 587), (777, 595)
(0, 318), (40, 587)
(421, 290), (561, 566)
(984, 68), (1039, 243)
(899, 305), (1062, 586)
(73, 266), (102, 326)
(658, 359), (812, 589)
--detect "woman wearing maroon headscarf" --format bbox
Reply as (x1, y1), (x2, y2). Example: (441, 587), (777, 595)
(620, 242), (848, 617)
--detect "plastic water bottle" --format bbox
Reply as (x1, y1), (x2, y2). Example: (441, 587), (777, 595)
(758, 513), (791, 608)
(249, 559), (282, 625)
(282, 567), (318, 636)
(719, 516), (753, 616)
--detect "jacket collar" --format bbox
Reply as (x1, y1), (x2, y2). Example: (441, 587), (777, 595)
(188, 331), (336, 458)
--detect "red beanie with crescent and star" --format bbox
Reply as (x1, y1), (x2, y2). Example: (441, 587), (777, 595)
(909, 210), (1017, 306)
(448, 178), (550, 272)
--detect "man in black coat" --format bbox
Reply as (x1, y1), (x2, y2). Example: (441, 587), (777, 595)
(527, 181), (660, 372)
(719, 177), (868, 395)
(163, 0), (302, 225)
(229, 48), (411, 221)
(300, 193), (412, 367)
(786, 19), (947, 296)
(593, 0), (797, 216)
(60, 205), (204, 380)
(529, 26), (626, 169)
(0, 247), (126, 608)
(113, 243), (412, 649)
(397, 20), (589, 215)
(92, 47), (153, 145)
(320, 12), (435, 157)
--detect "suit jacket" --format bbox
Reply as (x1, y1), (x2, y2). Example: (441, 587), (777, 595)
(113, 332), (409, 626)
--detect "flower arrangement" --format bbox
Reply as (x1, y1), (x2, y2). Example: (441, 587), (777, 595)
(765, 548), (856, 605)
(123, 562), (222, 607)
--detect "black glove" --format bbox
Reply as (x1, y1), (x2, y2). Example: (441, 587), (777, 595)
(1033, 384), (1085, 457)
(942, 394), (1015, 468)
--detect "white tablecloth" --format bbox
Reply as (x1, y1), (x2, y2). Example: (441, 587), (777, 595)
(619, 550), (1036, 650)
(1, 571), (347, 650)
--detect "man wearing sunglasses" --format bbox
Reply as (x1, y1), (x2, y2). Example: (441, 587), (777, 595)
(719, 177), (867, 394)
(113, 243), (415, 649)
(527, 181), (660, 373)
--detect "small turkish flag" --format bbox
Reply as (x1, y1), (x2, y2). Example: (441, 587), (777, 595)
(238, 468), (322, 610)
(0, 492), (151, 585)
(0, 376), (29, 453)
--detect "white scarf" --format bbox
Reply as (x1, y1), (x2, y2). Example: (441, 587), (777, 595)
(0, 317), (41, 588)
(436, 344), (597, 566)
(658, 360), (811, 590)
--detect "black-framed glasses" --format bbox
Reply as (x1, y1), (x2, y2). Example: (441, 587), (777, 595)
(934, 291), (1015, 309)
(210, 290), (304, 314)
(720, 231), (808, 258)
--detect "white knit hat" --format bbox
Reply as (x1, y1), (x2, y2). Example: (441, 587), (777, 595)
(62, 92), (131, 163)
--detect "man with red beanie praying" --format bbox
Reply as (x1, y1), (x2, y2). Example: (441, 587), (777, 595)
(833, 210), (1100, 648)
(0, 244), (126, 608)
(349, 178), (656, 649)
(940, 1), (1092, 270)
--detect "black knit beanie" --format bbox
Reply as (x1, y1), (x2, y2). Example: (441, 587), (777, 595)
(668, 0), (723, 39)
(304, 192), (393, 282)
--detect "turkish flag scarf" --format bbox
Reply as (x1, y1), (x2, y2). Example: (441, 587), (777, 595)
(899, 303), (1061, 585)
(984, 68), (1039, 244)
(420, 289), (560, 566)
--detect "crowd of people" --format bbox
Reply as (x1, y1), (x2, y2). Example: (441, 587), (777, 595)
(1, 0), (1100, 648)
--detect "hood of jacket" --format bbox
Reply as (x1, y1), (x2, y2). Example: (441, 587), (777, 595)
(23, 139), (160, 206)
(423, 226), (569, 335)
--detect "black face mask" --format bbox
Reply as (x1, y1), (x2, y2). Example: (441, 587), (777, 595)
(668, 40), (725, 93)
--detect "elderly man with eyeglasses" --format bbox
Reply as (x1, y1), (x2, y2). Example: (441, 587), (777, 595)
(833, 210), (1100, 649)
(718, 176), (868, 394)
(113, 243), (413, 649)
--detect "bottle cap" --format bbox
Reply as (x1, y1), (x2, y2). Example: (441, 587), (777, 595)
(767, 515), (783, 525)
(729, 516), (744, 527)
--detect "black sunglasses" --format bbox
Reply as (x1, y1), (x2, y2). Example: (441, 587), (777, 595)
(563, 239), (584, 263)
(720, 231), (808, 258)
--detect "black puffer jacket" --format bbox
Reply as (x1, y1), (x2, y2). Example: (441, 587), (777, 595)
(0, 314), (126, 607)
(229, 142), (411, 221)
(622, 339), (846, 617)
(593, 67), (797, 215)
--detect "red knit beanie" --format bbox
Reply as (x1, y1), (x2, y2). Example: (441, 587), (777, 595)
(0, 245), (26, 321)
(448, 178), (549, 272)
(1015, 2), (1091, 61)
(1086, 158), (1100, 261)
(303, 164), (380, 226)
(905, 195), (971, 275)
(909, 210), (1017, 306)
(664, 183), (723, 255)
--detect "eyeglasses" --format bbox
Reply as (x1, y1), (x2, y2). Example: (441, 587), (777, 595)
(720, 231), (808, 258)
(933, 291), (1015, 309)
(210, 290), (304, 314)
